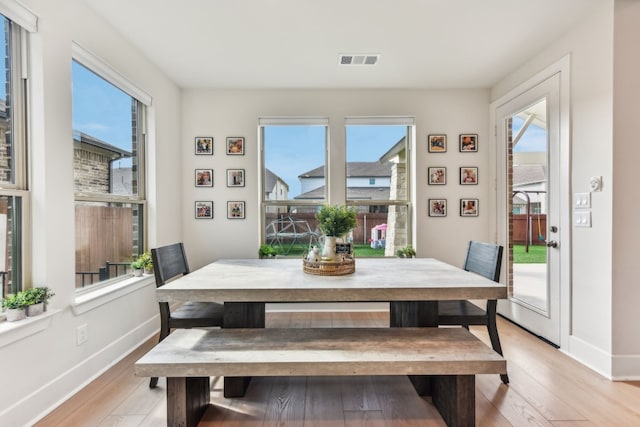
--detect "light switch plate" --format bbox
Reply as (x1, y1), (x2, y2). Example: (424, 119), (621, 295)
(574, 211), (591, 227)
(574, 192), (591, 209)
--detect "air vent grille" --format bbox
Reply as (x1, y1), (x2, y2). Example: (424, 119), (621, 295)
(339, 54), (380, 66)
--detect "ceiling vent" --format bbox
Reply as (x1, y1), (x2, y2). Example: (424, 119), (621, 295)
(339, 54), (380, 66)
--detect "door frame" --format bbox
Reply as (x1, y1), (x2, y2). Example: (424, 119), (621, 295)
(489, 55), (571, 350)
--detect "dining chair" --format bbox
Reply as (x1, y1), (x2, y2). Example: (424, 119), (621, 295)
(438, 240), (509, 384)
(148, 242), (224, 388)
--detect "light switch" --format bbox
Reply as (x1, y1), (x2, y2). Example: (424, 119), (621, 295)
(574, 192), (591, 209)
(574, 211), (591, 228)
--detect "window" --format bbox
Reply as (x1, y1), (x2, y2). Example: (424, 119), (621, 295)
(346, 120), (412, 257)
(259, 117), (413, 257)
(72, 52), (148, 289)
(0, 15), (27, 299)
(260, 118), (328, 256)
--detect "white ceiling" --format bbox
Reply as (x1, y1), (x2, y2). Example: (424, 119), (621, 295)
(82, 0), (604, 90)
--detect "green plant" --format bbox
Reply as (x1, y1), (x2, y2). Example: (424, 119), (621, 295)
(131, 259), (144, 270)
(316, 204), (357, 237)
(396, 246), (416, 258)
(26, 287), (55, 304)
(139, 252), (153, 270)
(258, 244), (277, 258)
(1, 292), (28, 310)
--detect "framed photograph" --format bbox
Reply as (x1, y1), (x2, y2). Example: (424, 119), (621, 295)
(459, 134), (478, 152)
(227, 201), (245, 219)
(226, 169), (245, 187)
(195, 169), (213, 187)
(428, 134), (447, 152)
(460, 198), (479, 217)
(428, 199), (447, 217)
(195, 137), (213, 155)
(226, 137), (244, 155)
(195, 201), (213, 219)
(460, 167), (478, 185)
(428, 167), (446, 185)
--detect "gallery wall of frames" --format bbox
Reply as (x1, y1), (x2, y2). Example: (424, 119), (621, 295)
(427, 133), (480, 218)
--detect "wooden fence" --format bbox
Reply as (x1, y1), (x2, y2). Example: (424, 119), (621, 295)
(513, 214), (547, 245)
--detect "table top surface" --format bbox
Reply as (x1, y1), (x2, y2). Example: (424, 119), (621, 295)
(156, 258), (507, 303)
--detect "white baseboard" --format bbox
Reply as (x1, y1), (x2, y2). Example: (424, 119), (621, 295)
(565, 334), (612, 379)
(5, 317), (159, 427)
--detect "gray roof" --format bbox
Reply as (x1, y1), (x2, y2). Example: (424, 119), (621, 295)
(299, 161), (392, 178)
(295, 186), (390, 200)
(265, 168), (289, 192)
(513, 164), (546, 186)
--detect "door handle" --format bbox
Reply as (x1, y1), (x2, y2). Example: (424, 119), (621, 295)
(546, 240), (558, 248)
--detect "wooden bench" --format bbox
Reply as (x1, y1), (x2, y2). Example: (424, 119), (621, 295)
(135, 327), (506, 427)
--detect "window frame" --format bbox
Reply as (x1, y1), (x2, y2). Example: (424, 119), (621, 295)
(71, 45), (150, 293)
(0, 16), (29, 297)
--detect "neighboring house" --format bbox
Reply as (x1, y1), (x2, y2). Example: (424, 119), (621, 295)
(264, 168), (289, 201)
(295, 161), (392, 201)
(512, 163), (546, 214)
(73, 130), (133, 195)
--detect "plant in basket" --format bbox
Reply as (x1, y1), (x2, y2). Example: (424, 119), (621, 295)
(315, 204), (357, 261)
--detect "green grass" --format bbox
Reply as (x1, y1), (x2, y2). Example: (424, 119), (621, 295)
(513, 244), (547, 264)
(271, 243), (386, 257)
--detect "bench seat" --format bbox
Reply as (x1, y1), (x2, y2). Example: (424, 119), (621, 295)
(135, 327), (506, 427)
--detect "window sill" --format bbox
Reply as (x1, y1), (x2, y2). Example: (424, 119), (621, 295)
(0, 308), (61, 349)
(72, 275), (155, 316)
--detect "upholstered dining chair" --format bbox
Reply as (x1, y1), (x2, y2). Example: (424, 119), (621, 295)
(148, 242), (224, 388)
(438, 240), (509, 384)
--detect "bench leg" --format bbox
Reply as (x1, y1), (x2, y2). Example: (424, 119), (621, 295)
(223, 302), (266, 397)
(167, 377), (210, 427)
(432, 375), (475, 427)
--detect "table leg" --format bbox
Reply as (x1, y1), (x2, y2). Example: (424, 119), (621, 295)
(432, 375), (475, 427)
(390, 301), (438, 396)
(223, 302), (265, 398)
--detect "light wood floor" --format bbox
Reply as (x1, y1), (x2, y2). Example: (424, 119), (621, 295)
(35, 312), (640, 426)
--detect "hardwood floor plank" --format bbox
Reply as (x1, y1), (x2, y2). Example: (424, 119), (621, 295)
(343, 410), (388, 427)
(262, 376), (307, 427)
(340, 377), (382, 411)
(95, 415), (146, 427)
(304, 376), (346, 427)
(474, 388), (513, 427)
(374, 375), (444, 427)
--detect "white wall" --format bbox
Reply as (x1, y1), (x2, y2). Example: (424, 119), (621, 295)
(491, 2), (632, 378)
(181, 89), (491, 270)
(0, 0), (182, 425)
(611, 0), (640, 378)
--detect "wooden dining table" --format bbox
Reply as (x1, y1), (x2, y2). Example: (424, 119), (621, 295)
(156, 257), (507, 397)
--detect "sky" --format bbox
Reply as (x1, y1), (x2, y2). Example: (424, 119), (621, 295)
(512, 116), (547, 152)
(264, 125), (406, 198)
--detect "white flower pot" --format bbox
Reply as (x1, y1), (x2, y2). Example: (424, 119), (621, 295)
(133, 269), (143, 277)
(5, 308), (26, 322)
(322, 236), (337, 261)
(26, 302), (44, 317)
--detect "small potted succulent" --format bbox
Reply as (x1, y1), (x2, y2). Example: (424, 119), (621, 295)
(396, 246), (417, 258)
(131, 258), (144, 277)
(258, 244), (277, 259)
(23, 287), (55, 316)
(139, 252), (154, 274)
(2, 292), (28, 322)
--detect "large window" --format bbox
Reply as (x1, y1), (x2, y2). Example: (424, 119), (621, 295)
(346, 121), (412, 257)
(260, 118), (328, 255)
(260, 117), (413, 257)
(0, 15), (27, 299)
(72, 55), (147, 289)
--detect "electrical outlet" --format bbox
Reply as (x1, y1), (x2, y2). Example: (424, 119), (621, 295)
(77, 324), (88, 346)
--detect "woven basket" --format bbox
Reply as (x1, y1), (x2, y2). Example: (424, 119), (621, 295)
(302, 257), (355, 276)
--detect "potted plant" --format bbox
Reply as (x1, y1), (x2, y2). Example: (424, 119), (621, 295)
(316, 204), (357, 261)
(23, 287), (55, 316)
(396, 246), (417, 258)
(131, 259), (144, 277)
(258, 244), (277, 259)
(139, 252), (154, 274)
(2, 292), (28, 322)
